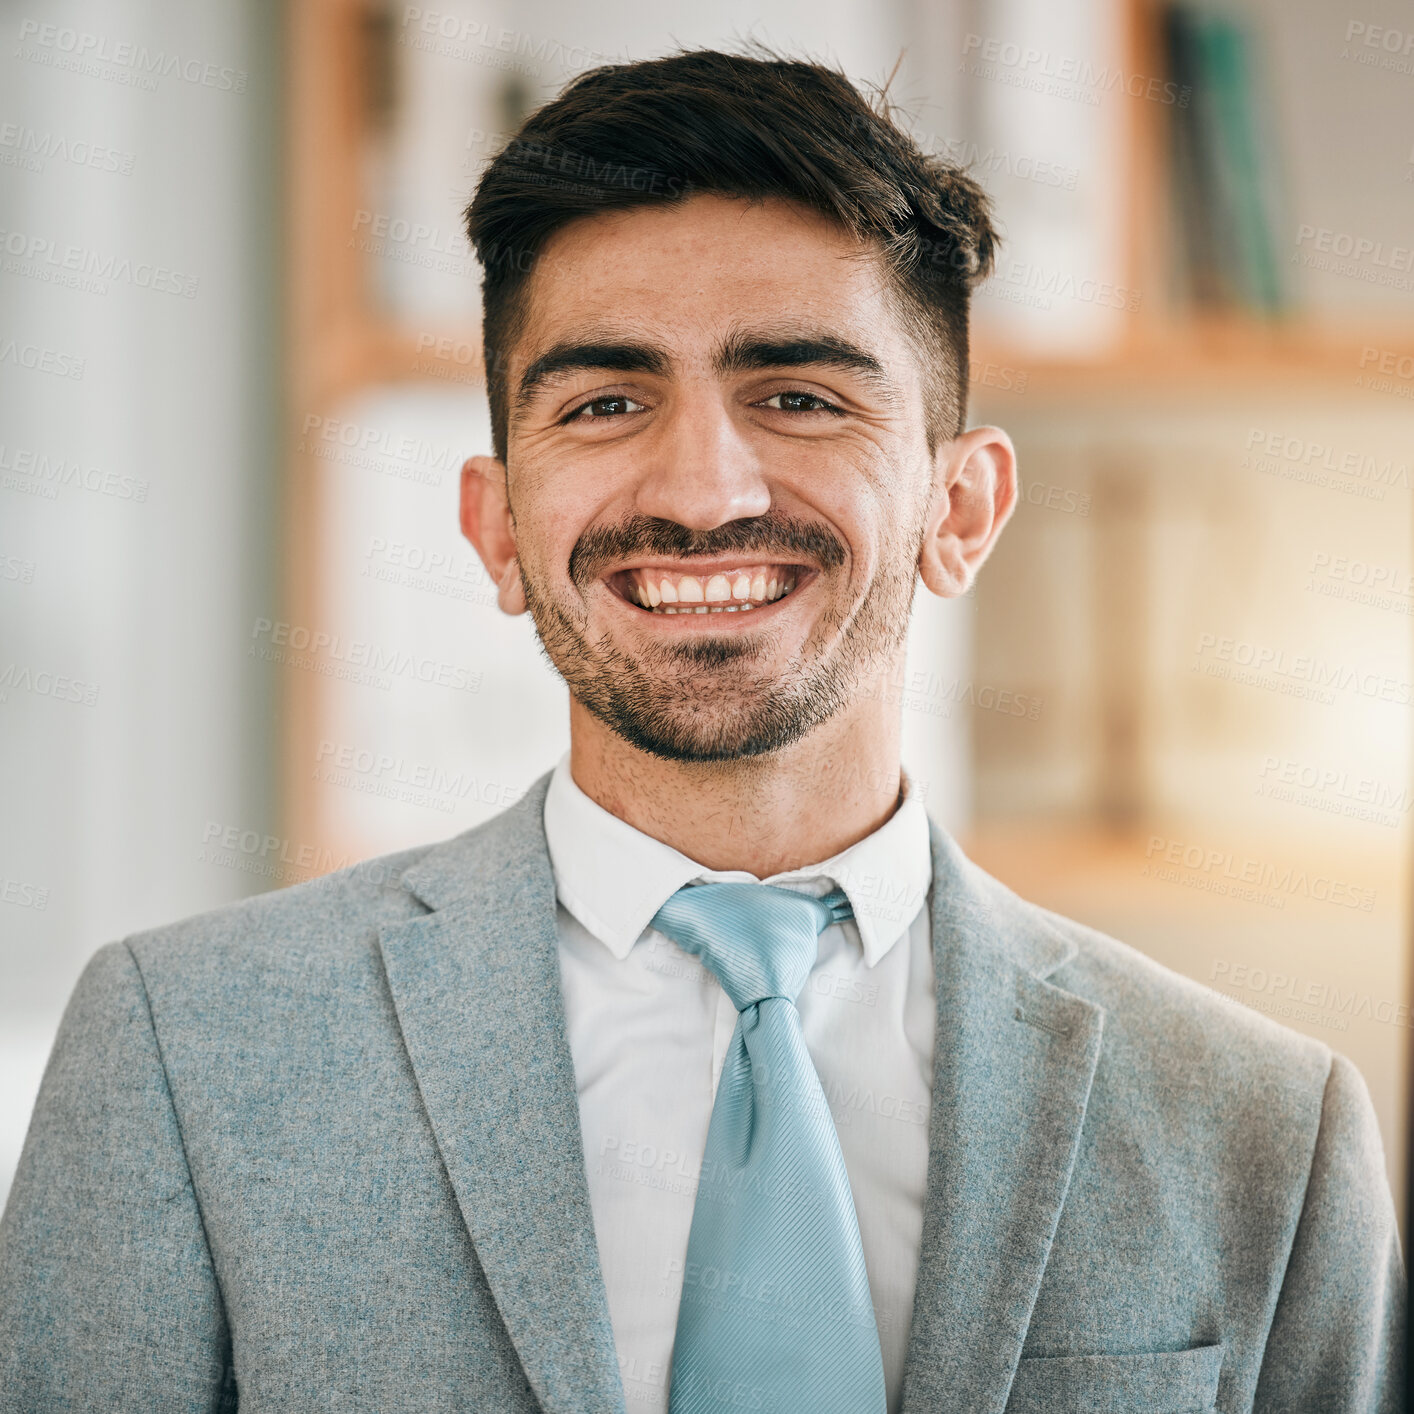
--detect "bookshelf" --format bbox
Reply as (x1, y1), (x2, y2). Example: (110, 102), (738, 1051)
(970, 0), (1412, 394)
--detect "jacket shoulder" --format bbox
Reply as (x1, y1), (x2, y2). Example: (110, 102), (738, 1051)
(134, 840), (433, 955)
(943, 837), (1336, 1103)
(109, 778), (555, 992)
(118, 830), (485, 988)
(1028, 892), (1334, 1103)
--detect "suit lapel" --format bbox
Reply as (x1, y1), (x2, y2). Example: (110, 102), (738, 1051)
(377, 776), (626, 1414)
(902, 824), (1105, 1414)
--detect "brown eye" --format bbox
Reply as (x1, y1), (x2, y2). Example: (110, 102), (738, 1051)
(570, 395), (645, 420)
(761, 391), (840, 413)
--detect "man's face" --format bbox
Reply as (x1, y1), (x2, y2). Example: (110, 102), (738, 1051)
(496, 193), (944, 762)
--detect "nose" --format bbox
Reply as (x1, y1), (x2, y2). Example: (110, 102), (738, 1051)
(633, 386), (771, 530)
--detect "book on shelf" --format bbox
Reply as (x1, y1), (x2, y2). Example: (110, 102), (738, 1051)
(1161, 4), (1286, 317)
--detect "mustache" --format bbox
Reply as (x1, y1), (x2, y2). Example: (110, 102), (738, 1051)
(568, 513), (847, 587)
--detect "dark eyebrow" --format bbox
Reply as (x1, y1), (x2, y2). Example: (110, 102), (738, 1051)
(515, 341), (672, 413)
(713, 331), (895, 396)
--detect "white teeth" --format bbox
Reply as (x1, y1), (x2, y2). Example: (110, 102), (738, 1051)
(627, 566), (802, 615)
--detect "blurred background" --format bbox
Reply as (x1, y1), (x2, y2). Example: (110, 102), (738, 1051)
(2, 0), (1411, 1232)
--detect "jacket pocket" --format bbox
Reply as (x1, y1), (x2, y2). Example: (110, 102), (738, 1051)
(1004, 1343), (1225, 1414)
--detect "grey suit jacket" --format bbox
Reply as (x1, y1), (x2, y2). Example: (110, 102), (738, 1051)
(0, 774), (1404, 1412)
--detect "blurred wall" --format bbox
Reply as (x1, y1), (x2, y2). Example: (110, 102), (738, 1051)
(0, 0), (283, 1204)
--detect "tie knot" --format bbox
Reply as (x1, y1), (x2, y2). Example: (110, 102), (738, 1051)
(649, 882), (852, 1011)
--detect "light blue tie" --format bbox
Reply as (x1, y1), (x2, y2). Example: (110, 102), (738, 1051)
(651, 882), (887, 1414)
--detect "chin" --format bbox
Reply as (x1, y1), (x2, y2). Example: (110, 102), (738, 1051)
(600, 711), (812, 764)
(582, 673), (850, 764)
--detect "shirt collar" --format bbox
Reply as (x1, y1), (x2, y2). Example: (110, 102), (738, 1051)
(542, 753), (932, 968)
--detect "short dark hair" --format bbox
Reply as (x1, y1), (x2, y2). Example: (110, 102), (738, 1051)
(464, 46), (998, 465)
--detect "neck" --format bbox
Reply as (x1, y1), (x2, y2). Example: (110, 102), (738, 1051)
(567, 692), (905, 877)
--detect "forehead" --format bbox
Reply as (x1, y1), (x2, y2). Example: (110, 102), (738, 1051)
(513, 193), (912, 366)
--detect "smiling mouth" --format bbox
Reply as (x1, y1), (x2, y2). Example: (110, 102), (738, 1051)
(608, 563), (807, 615)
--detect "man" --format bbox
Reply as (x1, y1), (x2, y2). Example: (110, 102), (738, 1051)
(0, 47), (1403, 1414)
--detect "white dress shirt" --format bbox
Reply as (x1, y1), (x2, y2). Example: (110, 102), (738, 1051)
(544, 755), (936, 1414)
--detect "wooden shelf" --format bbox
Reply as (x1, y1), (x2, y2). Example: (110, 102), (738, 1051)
(974, 319), (1412, 398)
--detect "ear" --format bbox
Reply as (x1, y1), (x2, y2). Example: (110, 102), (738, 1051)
(459, 455), (527, 615)
(917, 425), (1018, 599)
